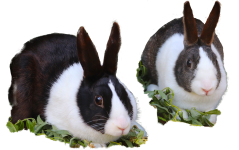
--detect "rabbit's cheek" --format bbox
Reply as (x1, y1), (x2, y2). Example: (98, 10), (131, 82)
(105, 127), (123, 136)
(104, 120), (121, 136)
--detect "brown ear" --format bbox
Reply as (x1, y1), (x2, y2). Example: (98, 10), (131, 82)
(200, 1), (221, 45)
(183, 1), (198, 46)
(77, 27), (103, 78)
(103, 22), (121, 75)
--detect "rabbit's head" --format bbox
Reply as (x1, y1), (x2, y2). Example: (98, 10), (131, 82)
(174, 1), (222, 96)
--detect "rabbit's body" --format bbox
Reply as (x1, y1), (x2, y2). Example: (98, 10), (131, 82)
(9, 33), (78, 121)
(9, 23), (139, 145)
(142, 2), (227, 123)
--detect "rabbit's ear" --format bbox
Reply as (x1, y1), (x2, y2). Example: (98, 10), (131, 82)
(183, 1), (198, 46)
(200, 1), (220, 45)
(103, 22), (121, 75)
(77, 27), (103, 78)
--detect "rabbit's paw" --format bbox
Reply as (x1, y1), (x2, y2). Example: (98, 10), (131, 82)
(134, 122), (147, 137)
(90, 143), (106, 150)
(147, 84), (159, 92)
(209, 114), (217, 125)
(173, 109), (188, 121)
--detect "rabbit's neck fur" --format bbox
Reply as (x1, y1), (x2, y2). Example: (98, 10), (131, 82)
(152, 33), (227, 112)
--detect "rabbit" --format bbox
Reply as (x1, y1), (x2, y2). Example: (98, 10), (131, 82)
(8, 22), (145, 147)
(141, 1), (227, 124)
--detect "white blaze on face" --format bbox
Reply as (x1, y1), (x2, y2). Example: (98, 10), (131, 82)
(104, 80), (131, 136)
(191, 47), (218, 96)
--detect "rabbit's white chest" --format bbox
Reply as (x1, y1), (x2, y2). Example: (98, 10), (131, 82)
(45, 63), (84, 128)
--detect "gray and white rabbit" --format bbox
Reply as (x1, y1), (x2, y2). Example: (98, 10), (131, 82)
(141, 1), (227, 124)
(8, 22), (146, 147)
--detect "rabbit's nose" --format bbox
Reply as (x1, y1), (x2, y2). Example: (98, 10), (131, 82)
(116, 123), (129, 131)
(117, 126), (128, 135)
(202, 88), (212, 95)
(115, 116), (129, 129)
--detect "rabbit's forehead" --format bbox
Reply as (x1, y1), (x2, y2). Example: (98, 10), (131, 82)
(107, 79), (133, 119)
(185, 47), (200, 59)
(94, 77), (110, 86)
(197, 47), (216, 69)
(184, 44), (218, 64)
(200, 45), (218, 64)
(108, 80), (128, 112)
(93, 75), (123, 86)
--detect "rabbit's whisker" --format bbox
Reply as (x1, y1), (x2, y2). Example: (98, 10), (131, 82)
(99, 130), (104, 133)
(85, 119), (107, 124)
(90, 126), (105, 131)
(94, 115), (109, 119)
(90, 124), (105, 128)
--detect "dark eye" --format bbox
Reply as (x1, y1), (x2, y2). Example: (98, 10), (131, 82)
(187, 59), (192, 68)
(95, 95), (103, 108)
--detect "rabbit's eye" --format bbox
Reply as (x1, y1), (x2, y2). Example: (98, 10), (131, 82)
(95, 96), (104, 108)
(187, 59), (192, 68)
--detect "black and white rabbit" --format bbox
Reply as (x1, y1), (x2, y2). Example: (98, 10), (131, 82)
(141, 1), (227, 124)
(8, 22), (145, 147)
